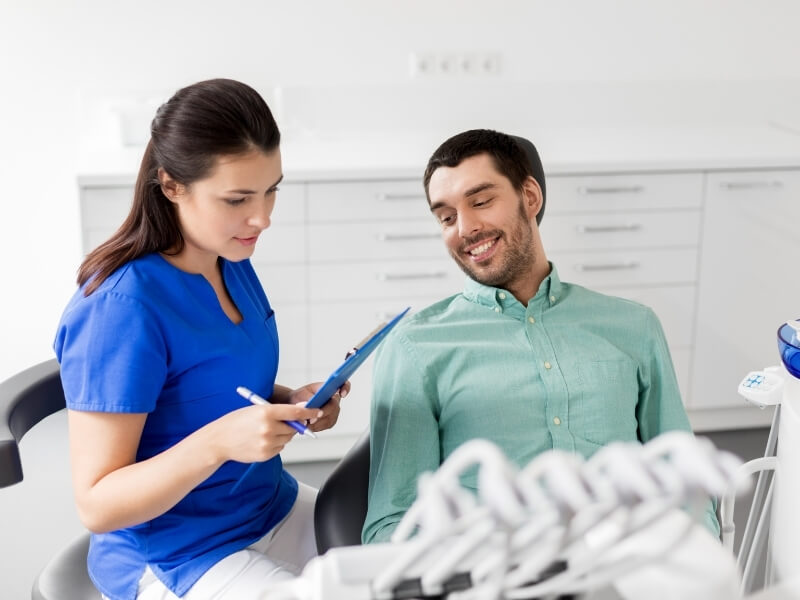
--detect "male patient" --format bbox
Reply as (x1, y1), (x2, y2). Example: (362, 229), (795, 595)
(362, 129), (719, 543)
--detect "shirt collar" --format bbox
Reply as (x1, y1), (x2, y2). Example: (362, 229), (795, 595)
(462, 262), (563, 316)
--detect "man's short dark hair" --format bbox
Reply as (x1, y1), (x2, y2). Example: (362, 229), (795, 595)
(423, 129), (547, 224)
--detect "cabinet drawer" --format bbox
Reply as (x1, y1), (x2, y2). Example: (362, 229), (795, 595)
(251, 223), (306, 264)
(308, 220), (446, 262)
(273, 182), (306, 223)
(309, 259), (463, 302)
(308, 301), (429, 369)
(546, 173), (703, 213)
(81, 186), (134, 230)
(253, 264), (307, 304)
(307, 180), (428, 222)
(541, 210), (701, 252)
(550, 247), (698, 289)
(593, 284), (696, 349)
(273, 303), (308, 377)
(671, 347), (691, 407)
(318, 363), (374, 437)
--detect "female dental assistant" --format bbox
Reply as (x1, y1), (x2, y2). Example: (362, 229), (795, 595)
(54, 78), (347, 600)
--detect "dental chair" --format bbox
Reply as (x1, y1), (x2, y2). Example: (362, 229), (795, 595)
(0, 358), (99, 599)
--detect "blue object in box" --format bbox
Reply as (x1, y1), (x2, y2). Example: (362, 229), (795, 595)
(777, 320), (800, 379)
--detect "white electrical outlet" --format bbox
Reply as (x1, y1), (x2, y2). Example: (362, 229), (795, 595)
(408, 52), (502, 78)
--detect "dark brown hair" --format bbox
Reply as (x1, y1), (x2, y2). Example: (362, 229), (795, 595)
(423, 129), (547, 224)
(78, 78), (280, 295)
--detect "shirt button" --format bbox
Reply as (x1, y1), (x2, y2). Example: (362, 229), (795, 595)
(550, 295), (556, 303)
(528, 316), (535, 324)
(544, 361), (552, 369)
(553, 417), (561, 425)
(499, 292), (506, 300)
(494, 307), (501, 313)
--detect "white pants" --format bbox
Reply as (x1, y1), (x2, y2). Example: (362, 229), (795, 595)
(128, 482), (317, 600)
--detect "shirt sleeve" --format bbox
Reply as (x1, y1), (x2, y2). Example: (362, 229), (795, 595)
(362, 330), (441, 544)
(635, 308), (720, 538)
(54, 291), (167, 413)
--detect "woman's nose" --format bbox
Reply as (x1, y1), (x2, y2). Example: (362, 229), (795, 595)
(248, 199), (273, 230)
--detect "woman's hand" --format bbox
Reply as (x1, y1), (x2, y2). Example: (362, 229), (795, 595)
(211, 402), (324, 463)
(288, 380), (350, 433)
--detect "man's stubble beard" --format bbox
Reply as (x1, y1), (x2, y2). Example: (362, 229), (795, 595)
(450, 201), (537, 291)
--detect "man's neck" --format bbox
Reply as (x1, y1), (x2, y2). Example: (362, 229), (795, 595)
(507, 260), (552, 305)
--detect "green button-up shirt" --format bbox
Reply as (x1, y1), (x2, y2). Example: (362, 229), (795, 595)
(363, 264), (718, 543)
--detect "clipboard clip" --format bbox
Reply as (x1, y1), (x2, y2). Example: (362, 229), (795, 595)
(345, 321), (389, 360)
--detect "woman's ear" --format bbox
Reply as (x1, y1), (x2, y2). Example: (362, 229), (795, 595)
(522, 176), (544, 222)
(158, 168), (184, 202)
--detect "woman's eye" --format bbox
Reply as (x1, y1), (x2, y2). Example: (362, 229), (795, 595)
(225, 197), (246, 206)
(268, 186), (280, 194)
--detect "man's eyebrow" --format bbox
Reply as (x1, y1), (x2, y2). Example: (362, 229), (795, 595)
(429, 182), (497, 212)
(464, 182), (496, 197)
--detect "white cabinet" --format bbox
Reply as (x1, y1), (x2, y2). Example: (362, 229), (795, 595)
(77, 164), (796, 459)
(692, 170), (800, 410)
(541, 172), (704, 403)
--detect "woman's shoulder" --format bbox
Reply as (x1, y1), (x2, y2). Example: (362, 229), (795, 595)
(105, 253), (172, 291)
(64, 254), (173, 315)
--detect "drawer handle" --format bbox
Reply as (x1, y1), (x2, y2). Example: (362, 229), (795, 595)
(377, 271), (448, 281)
(574, 261), (639, 272)
(577, 185), (644, 195)
(719, 181), (784, 191)
(376, 232), (440, 242)
(376, 192), (423, 202)
(576, 223), (642, 234)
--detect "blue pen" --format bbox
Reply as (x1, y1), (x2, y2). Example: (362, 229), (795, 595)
(236, 386), (317, 439)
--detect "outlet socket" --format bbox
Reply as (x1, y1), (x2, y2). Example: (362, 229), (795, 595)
(408, 52), (502, 78)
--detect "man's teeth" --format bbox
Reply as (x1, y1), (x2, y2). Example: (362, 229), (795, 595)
(469, 240), (495, 256)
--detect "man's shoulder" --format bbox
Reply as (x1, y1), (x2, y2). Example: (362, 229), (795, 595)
(561, 280), (656, 320)
(395, 294), (467, 335)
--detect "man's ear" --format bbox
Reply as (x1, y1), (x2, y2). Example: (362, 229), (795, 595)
(158, 168), (184, 202)
(522, 176), (543, 222)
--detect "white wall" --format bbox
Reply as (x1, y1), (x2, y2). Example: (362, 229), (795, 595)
(1, 0), (799, 597)
(2, 0), (800, 382)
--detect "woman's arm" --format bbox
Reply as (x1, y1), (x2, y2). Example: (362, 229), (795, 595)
(68, 401), (322, 533)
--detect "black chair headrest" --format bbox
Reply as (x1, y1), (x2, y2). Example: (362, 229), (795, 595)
(510, 135), (546, 225)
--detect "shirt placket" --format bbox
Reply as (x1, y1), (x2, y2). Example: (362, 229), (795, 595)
(525, 296), (574, 453)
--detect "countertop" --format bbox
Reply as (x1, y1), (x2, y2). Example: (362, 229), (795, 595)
(77, 123), (800, 187)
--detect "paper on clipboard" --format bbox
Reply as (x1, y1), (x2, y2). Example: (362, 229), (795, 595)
(305, 306), (410, 409)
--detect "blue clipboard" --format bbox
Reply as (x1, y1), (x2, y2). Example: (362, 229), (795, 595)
(230, 306), (410, 493)
(305, 306), (410, 409)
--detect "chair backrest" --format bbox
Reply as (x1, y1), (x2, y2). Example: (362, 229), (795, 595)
(313, 430), (370, 554)
(0, 359), (65, 488)
(0, 359), (99, 600)
(510, 134), (546, 225)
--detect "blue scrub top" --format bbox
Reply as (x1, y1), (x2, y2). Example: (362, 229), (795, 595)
(54, 254), (298, 600)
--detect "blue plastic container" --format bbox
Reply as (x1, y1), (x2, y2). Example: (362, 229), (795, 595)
(777, 321), (800, 379)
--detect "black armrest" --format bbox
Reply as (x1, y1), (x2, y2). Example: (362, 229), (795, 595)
(314, 430), (371, 554)
(0, 359), (65, 487)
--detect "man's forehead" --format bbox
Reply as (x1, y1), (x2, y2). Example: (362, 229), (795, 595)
(429, 154), (505, 202)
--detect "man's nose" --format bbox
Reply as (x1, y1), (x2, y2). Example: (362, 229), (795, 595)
(458, 211), (481, 238)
